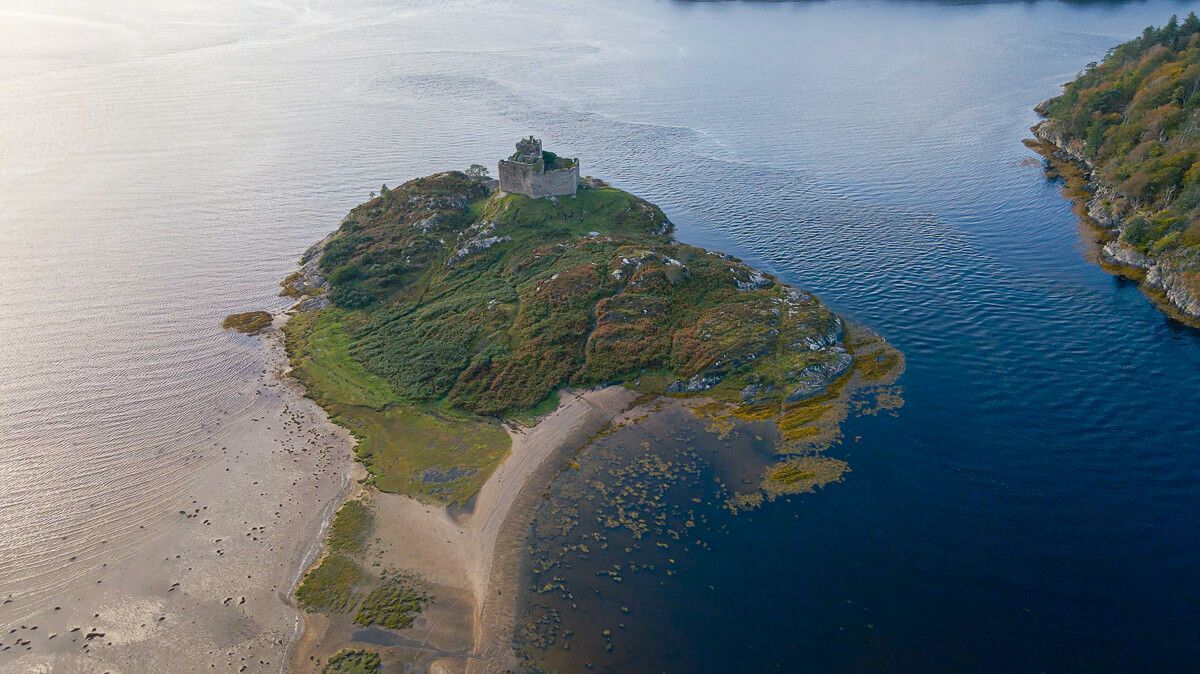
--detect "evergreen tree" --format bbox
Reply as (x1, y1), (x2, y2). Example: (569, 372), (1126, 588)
(1163, 15), (1180, 47)
(1182, 12), (1199, 38)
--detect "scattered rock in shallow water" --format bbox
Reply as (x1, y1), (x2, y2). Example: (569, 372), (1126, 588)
(222, 311), (273, 335)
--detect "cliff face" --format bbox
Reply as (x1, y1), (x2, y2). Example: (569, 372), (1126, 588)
(1033, 119), (1200, 322)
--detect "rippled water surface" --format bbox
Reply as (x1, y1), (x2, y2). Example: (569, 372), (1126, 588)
(3, 0), (1199, 670)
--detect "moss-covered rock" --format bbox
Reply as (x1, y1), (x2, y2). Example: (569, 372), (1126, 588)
(221, 310), (272, 335)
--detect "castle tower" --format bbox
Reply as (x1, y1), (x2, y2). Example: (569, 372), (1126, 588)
(498, 136), (579, 199)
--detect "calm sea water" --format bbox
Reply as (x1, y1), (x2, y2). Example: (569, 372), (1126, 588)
(3, 0), (1198, 670)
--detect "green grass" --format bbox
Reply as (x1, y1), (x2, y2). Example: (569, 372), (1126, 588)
(284, 308), (511, 505)
(484, 186), (669, 241)
(327, 499), (372, 555)
(285, 309), (395, 410)
(354, 570), (431, 629)
(466, 194), (489, 221)
(323, 649), (381, 674)
(295, 552), (366, 613)
(344, 403), (510, 504)
(294, 500), (375, 615)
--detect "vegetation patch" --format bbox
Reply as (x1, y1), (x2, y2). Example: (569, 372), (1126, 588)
(322, 649), (381, 674)
(300, 171), (860, 421)
(222, 311), (272, 335)
(284, 308), (511, 505)
(296, 495), (433, 632)
(295, 552), (366, 613)
(354, 570), (432, 629)
(762, 455), (850, 498)
(280, 271), (304, 298)
(283, 171), (903, 508)
(327, 499), (372, 555)
(284, 309), (396, 410)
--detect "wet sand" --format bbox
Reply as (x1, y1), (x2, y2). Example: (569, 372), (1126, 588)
(0, 318), (356, 673)
(292, 387), (639, 673)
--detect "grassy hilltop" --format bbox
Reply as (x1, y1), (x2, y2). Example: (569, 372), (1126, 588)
(1036, 13), (1200, 298)
(284, 171), (900, 505)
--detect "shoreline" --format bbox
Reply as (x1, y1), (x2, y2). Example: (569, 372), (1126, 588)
(464, 388), (640, 673)
(288, 384), (639, 673)
(0, 314), (357, 673)
(285, 326), (904, 672)
(276, 317), (368, 674)
(1028, 120), (1200, 329)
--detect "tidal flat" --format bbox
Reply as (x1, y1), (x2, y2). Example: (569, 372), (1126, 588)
(0, 320), (357, 673)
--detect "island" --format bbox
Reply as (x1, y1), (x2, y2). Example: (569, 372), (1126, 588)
(1030, 13), (1200, 324)
(274, 139), (903, 673)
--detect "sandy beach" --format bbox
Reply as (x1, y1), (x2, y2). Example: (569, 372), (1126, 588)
(0, 319), (357, 673)
(291, 386), (639, 673)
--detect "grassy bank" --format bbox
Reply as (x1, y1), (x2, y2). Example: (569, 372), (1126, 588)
(284, 308), (510, 505)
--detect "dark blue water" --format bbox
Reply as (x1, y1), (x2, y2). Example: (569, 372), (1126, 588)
(501, 1), (1200, 671)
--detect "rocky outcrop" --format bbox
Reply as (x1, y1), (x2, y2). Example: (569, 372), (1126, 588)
(666, 374), (723, 394)
(287, 234), (332, 311)
(1101, 239), (1150, 269)
(446, 220), (512, 267)
(785, 347), (853, 403)
(732, 267), (772, 291)
(1031, 121), (1200, 322)
(1147, 253), (1200, 318)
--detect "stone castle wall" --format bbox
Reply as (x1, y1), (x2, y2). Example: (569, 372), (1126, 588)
(498, 159), (579, 198)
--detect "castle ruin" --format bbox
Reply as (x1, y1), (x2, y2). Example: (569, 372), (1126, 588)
(498, 136), (579, 198)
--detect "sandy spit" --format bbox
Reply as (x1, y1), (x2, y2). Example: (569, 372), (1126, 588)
(292, 387), (639, 674)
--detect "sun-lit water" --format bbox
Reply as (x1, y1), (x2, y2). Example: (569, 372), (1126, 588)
(2, 0), (1199, 670)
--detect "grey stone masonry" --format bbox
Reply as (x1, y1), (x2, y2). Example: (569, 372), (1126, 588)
(497, 136), (579, 198)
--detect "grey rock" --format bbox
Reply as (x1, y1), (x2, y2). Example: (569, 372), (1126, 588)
(1101, 240), (1150, 269)
(785, 347), (853, 402)
(666, 374), (723, 394)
